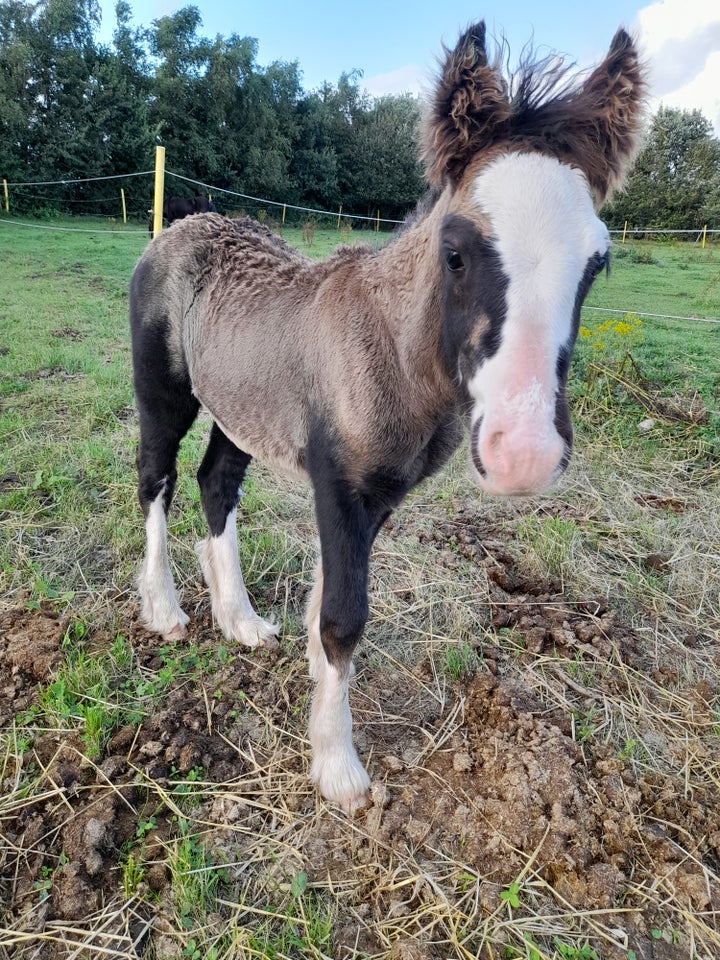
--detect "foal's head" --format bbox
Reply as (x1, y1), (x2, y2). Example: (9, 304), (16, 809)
(423, 23), (645, 496)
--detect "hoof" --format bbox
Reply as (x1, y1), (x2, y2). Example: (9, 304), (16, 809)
(311, 754), (371, 815)
(139, 599), (189, 641)
(218, 611), (280, 650)
(161, 621), (188, 641)
(138, 559), (189, 640)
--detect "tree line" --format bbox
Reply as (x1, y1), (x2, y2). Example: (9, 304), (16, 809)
(603, 106), (720, 233)
(1, 0), (719, 230)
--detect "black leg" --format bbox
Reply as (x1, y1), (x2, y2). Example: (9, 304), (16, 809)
(136, 395), (199, 518)
(305, 425), (410, 811)
(309, 455), (374, 670)
(130, 281), (200, 636)
(197, 422), (253, 536)
(131, 301), (200, 519)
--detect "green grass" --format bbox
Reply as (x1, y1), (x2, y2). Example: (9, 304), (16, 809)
(586, 239), (720, 320)
(516, 514), (579, 581)
(580, 241), (720, 438)
(568, 242), (720, 465)
(24, 620), (151, 754)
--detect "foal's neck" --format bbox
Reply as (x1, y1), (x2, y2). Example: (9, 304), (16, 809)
(371, 192), (454, 397)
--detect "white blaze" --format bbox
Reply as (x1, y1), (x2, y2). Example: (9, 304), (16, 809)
(468, 152), (609, 495)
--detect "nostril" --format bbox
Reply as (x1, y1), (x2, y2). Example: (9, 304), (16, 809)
(488, 431), (503, 455)
(482, 431), (506, 472)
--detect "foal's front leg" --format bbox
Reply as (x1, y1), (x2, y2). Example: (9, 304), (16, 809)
(306, 456), (383, 812)
(307, 554), (371, 812)
(195, 505), (279, 648)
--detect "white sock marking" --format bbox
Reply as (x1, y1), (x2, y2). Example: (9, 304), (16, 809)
(196, 507), (279, 648)
(305, 562), (324, 680)
(309, 654), (370, 812)
(138, 488), (188, 638)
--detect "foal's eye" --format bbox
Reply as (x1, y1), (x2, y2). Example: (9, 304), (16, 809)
(445, 249), (464, 272)
(592, 251), (610, 278)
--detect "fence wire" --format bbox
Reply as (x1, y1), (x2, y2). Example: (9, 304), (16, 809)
(1, 169), (719, 324)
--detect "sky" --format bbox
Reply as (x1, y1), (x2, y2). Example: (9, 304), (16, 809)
(96, 0), (720, 135)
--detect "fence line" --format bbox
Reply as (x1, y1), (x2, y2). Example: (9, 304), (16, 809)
(4, 171), (154, 187)
(609, 228), (720, 235)
(0, 218), (147, 235)
(4, 168), (405, 227)
(165, 170), (405, 226)
(581, 305), (720, 325)
(9, 191), (132, 205)
(5, 169), (720, 236)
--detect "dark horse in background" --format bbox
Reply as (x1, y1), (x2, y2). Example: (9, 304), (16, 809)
(129, 21), (645, 812)
(147, 194), (215, 235)
(164, 194), (215, 222)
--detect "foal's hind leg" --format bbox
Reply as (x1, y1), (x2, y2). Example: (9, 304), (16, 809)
(136, 395), (199, 639)
(195, 423), (279, 649)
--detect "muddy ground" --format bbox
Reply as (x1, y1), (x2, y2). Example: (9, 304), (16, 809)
(1, 510), (718, 959)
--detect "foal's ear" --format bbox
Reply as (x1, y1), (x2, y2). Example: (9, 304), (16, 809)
(421, 21), (510, 190)
(566, 29), (646, 206)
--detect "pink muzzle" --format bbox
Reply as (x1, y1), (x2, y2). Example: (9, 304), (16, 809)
(470, 413), (568, 496)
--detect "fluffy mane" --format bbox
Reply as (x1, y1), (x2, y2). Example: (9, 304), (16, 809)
(422, 23), (646, 204)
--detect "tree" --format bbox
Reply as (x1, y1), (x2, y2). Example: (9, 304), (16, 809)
(197, 32), (258, 186)
(350, 93), (424, 220)
(9, 0), (106, 207)
(603, 107), (720, 231)
(149, 6), (211, 177)
(0, 0), (38, 183)
(290, 91), (341, 210)
(321, 72), (371, 208)
(232, 59), (300, 202)
(147, 7), (300, 202)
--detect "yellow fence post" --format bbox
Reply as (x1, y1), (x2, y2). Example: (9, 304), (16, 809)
(622, 220), (628, 245)
(2, 179), (8, 213)
(282, 203), (286, 225)
(152, 145), (166, 239)
(701, 224), (707, 249)
(337, 205), (342, 230)
(120, 188), (127, 224)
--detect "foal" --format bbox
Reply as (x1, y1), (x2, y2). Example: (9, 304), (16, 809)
(130, 22), (645, 811)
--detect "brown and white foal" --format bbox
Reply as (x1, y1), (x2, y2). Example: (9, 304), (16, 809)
(130, 22), (645, 811)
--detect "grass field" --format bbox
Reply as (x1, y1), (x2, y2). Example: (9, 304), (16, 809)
(0, 216), (719, 960)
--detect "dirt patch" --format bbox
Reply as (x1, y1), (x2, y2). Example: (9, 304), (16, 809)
(1, 522), (719, 958)
(0, 605), (66, 725)
(115, 403), (137, 421)
(50, 327), (85, 341)
(346, 674), (718, 926)
(0, 472), (23, 492)
(13, 365), (87, 384)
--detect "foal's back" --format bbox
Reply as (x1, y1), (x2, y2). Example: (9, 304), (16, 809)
(135, 214), (433, 478)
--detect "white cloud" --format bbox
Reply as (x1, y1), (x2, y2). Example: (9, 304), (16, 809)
(362, 65), (428, 98)
(635, 0), (720, 134)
